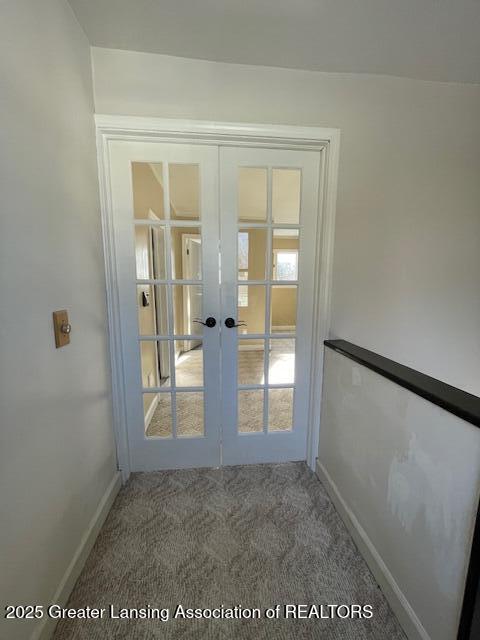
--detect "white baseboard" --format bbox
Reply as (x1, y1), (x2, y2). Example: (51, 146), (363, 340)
(144, 393), (159, 430)
(315, 460), (430, 640)
(33, 471), (122, 640)
(238, 344), (265, 351)
(271, 325), (295, 332)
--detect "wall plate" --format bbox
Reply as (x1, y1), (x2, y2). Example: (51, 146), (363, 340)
(53, 310), (70, 348)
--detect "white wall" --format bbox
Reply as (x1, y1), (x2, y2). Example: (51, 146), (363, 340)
(0, 3), (117, 639)
(89, 46), (480, 640)
(318, 348), (480, 640)
(91, 47), (480, 396)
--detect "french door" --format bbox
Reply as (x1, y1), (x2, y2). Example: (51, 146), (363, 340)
(220, 147), (320, 465)
(109, 139), (320, 470)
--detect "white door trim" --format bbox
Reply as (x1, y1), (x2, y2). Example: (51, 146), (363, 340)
(95, 115), (340, 481)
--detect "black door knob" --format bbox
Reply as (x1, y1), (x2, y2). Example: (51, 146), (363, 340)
(224, 317), (247, 328)
(193, 317), (216, 328)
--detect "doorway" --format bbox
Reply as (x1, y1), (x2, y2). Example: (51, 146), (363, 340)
(100, 119), (338, 473)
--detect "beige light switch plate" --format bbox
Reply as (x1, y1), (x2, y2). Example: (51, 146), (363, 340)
(53, 310), (70, 348)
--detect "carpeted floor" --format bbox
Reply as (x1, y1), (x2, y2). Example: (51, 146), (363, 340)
(147, 343), (295, 437)
(53, 463), (406, 640)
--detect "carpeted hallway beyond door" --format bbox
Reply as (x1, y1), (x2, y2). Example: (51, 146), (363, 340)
(54, 463), (406, 640)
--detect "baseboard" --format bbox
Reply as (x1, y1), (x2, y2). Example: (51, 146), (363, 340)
(33, 471), (122, 640)
(271, 325), (295, 332)
(144, 393), (159, 429)
(316, 460), (430, 640)
(238, 344), (265, 351)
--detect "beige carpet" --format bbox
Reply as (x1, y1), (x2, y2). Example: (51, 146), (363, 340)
(147, 343), (295, 437)
(53, 463), (406, 640)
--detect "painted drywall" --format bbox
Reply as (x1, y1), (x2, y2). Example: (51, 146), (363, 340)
(319, 348), (480, 640)
(0, 3), (116, 639)
(91, 47), (480, 396)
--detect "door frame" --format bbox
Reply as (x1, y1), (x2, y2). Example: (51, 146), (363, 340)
(181, 233), (202, 352)
(95, 115), (341, 482)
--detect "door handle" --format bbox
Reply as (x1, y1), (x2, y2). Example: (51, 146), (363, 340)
(224, 317), (247, 329)
(193, 317), (217, 328)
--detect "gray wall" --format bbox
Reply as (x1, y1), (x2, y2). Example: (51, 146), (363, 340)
(319, 349), (480, 640)
(0, 3), (117, 639)
(91, 47), (480, 396)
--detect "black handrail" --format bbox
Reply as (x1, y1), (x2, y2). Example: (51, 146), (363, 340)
(324, 339), (480, 429)
(324, 339), (480, 640)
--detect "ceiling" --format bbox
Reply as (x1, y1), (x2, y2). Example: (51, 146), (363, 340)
(68, 0), (480, 83)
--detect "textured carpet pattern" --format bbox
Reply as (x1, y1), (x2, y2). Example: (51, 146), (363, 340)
(147, 345), (295, 437)
(54, 463), (406, 640)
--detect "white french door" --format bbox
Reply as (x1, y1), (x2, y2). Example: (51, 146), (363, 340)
(110, 141), (221, 470)
(109, 139), (320, 471)
(220, 147), (320, 465)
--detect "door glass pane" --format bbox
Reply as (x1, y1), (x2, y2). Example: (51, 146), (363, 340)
(137, 285), (168, 336)
(174, 341), (203, 387)
(238, 339), (265, 385)
(176, 392), (204, 436)
(132, 162), (165, 220)
(135, 225), (167, 280)
(272, 168), (301, 224)
(238, 228), (267, 280)
(238, 167), (267, 222)
(140, 341), (159, 388)
(171, 227), (202, 280)
(238, 390), (264, 433)
(140, 341), (171, 388)
(268, 339), (295, 384)
(169, 164), (200, 220)
(144, 393), (172, 438)
(272, 229), (299, 281)
(268, 388), (294, 431)
(270, 285), (296, 334)
(173, 285), (203, 336)
(237, 285), (266, 334)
